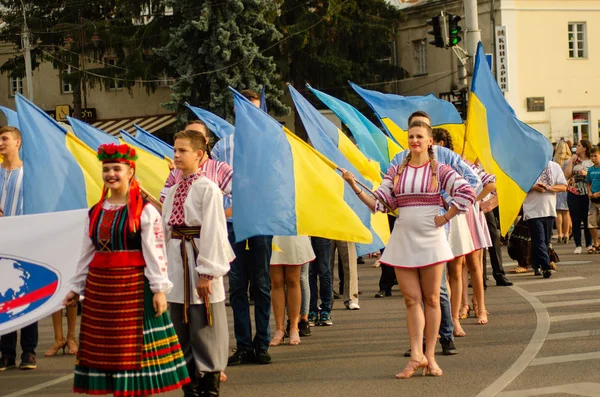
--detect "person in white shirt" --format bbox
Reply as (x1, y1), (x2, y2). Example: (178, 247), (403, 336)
(163, 130), (234, 397)
(522, 161), (568, 278)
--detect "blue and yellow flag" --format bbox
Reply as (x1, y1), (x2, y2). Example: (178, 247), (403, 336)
(133, 124), (173, 160)
(186, 104), (234, 139)
(121, 130), (165, 159)
(260, 85), (267, 112)
(68, 117), (170, 201)
(307, 84), (401, 173)
(467, 43), (553, 235)
(16, 94), (102, 213)
(289, 85), (389, 255)
(350, 82), (475, 161)
(230, 88), (371, 244)
(68, 116), (119, 149)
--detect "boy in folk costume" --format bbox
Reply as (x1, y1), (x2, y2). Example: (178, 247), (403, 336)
(163, 130), (234, 397)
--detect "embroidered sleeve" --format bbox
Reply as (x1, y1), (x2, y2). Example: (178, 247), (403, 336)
(373, 164), (399, 213)
(69, 216), (95, 295)
(194, 182), (234, 277)
(160, 169), (181, 203)
(438, 164), (476, 212)
(217, 161), (233, 195)
(211, 140), (223, 163)
(141, 205), (173, 294)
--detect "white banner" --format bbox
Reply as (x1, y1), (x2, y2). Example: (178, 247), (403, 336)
(0, 209), (87, 335)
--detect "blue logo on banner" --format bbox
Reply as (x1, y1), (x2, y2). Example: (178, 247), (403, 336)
(0, 256), (59, 324)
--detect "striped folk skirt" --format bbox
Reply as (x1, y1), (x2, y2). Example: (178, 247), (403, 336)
(74, 267), (190, 396)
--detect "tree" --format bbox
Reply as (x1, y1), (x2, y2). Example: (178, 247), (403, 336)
(156, 0), (289, 126)
(0, 0), (169, 119)
(277, 0), (405, 138)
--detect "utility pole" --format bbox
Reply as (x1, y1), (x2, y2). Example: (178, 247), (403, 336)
(20, 0), (34, 102)
(464, 0), (481, 72)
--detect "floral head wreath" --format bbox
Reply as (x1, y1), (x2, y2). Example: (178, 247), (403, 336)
(97, 143), (138, 168)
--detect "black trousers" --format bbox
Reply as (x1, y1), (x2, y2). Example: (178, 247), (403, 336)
(483, 208), (507, 281)
(378, 215), (397, 292)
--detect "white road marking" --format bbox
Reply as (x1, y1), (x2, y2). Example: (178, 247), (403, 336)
(531, 286), (600, 297)
(496, 382), (600, 396)
(545, 298), (600, 307)
(514, 276), (585, 286)
(3, 374), (74, 397)
(475, 285), (550, 397)
(550, 312), (600, 322)
(547, 329), (600, 340)
(530, 351), (600, 366)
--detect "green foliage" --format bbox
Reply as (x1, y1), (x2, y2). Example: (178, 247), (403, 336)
(279, 0), (405, 110)
(157, 0), (289, 125)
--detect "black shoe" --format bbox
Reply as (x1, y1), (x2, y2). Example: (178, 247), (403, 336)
(440, 338), (458, 355)
(333, 291), (341, 300)
(0, 356), (16, 371)
(495, 275), (513, 286)
(197, 371), (220, 397)
(255, 349), (272, 365)
(182, 380), (200, 397)
(375, 290), (392, 298)
(298, 319), (312, 337)
(543, 269), (552, 279)
(227, 349), (256, 366)
(534, 268), (542, 276)
(357, 257), (365, 264)
(19, 353), (36, 370)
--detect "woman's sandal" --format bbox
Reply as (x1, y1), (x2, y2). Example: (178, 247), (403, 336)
(476, 309), (489, 325)
(269, 330), (286, 347)
(67, 339), (78, 355)
(395, 357), (428, 379)
(452, 318), (467, 337)
(458, 304), (471, 320)
(425, 359), (443, 377)
(289, 329), (301, 346)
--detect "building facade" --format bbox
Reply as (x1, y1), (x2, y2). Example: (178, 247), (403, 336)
(389, 0), (600, 144)
(0, 42), (176, 138)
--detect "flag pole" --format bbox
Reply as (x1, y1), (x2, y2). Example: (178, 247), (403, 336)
(336, 167), (395, 213)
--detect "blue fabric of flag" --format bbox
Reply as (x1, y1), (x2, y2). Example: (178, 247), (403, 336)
(15, 94), (87, 214)
(186, 104), (234, 139)
(133, 124), (173, 159)
(68, 117), (119, 149)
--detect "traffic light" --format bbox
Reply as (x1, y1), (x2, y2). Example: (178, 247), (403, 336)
(447, 14), (462, 47)
(427, 15), (445, 48)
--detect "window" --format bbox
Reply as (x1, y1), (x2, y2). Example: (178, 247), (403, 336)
(8, 77), (23, 97)
(157, 71), (176, 88)
(61, 66), (73, 94)
(568, 23), (586, 59)
(573, 111), (590, 142)
(413, 39), (428, 75)
(105, 59), (124, 90)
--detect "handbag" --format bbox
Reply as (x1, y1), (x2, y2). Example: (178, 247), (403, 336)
(548, 245), (560, 263)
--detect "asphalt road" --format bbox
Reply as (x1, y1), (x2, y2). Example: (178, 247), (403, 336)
(2, 239), (600, 397)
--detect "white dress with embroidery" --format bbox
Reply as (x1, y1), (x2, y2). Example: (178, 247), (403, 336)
(374, 162), (476, 268)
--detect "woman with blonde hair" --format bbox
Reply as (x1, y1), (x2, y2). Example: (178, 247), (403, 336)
(342, 121), (476, 379)
(554, 141), (572, 243)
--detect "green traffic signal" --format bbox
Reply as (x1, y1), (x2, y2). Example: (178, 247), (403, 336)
(447, 14), (462, 47)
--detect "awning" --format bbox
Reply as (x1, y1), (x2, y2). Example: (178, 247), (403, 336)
(92, 114), (176, 136)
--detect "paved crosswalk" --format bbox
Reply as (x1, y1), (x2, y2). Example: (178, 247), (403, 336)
(479, 247), (600, 397)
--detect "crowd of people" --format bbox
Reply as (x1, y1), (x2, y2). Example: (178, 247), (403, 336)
(0, 89), (593, 395)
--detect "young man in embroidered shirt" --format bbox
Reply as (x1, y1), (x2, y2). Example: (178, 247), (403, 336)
(163, 130), (235, 397)
(0, 126), (38, 371)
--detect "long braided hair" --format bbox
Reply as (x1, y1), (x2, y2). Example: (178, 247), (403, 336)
(394, 120), (438, 193)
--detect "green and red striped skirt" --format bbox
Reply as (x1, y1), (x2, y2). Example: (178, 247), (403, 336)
(74, 267), (190, 396)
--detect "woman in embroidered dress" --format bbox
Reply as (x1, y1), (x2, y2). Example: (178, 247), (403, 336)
(64, 143), (189, 396)
(342, 121), (476, 379)
(432, 129), (494, 327)
(269, 236), (315, 346)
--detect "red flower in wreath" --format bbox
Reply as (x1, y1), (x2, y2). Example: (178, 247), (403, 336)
(117, 144), (129, 155)
(103, 144), (117, 155)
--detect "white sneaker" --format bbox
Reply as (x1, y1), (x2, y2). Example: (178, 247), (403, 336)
(347, 301), (360, 310)
(574, 246), (582, 254)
